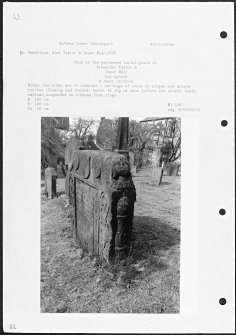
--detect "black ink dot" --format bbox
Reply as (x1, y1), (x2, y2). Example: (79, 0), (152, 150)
(219, 209), (226, 215)
(219, 298), (227, 305)
(221, 120), (228, 127)
(220, 31), (227, 39)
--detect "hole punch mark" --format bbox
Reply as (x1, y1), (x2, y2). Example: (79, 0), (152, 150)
(221, 120), (228, 127)
(219, 209), (226, 216)
(219, 298), (227, 305)
(220, 31), (227, 39)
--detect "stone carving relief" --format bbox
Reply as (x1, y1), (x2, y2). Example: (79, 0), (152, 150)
(83, 156), (91, 179)
(67, 151), (136, 261)
(92, 156), (102, 178)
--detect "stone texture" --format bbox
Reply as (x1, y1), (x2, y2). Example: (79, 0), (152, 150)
(129, 151), (135, 166)
(151, 144), (163, 186)
(151, 145), (162, 167)
(114, 149), (129, 160)
(167, 162), (180, 176)
(142, 150), (149, 166)
(57, 163), (66, 178)
(66, 150), (136, 261)
(129, 151), (137, 175)
(152, 167), (163, 186)
(65, 139), (85, 166)
(44, 167), (57, 199)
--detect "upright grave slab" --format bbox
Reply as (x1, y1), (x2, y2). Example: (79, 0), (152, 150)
(44, 166), (57, 199)
(129, 151), (137, 175)
(151, 145), (163, 186)
(167, 162), (180, 176)
(65, 139), (85, 166)
(67, 150), (136, 261)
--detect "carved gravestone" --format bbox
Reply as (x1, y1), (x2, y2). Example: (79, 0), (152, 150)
(152, 145), (162, 167)
(129, 151), (137, 175)
(44, 167), (57, 199)
(65, 139), (85, 166)
(167, 162), (180, 176)
(151, 146), (163, 186)
(152, 167), (163, 186)
(48, 155), (57, 172)
(66, 150), (136, 261)
(114, 149), (129, 160)
(134, 150), (142, 168)
(57, 163), (66, 178)
(65, 139), (85, 195)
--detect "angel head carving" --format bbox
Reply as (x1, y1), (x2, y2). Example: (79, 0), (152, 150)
(112, 156), (131, 179)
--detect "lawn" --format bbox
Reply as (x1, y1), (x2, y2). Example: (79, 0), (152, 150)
(41, 167), (180, 313)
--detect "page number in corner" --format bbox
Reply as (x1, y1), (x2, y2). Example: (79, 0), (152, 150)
(13, 13), (20, 20)
(9, 324), (16, 330)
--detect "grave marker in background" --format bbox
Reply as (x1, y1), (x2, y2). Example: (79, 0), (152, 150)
(65, 139), (85, 166)
(44, 166), (57, 199)
(129, 151), (137, 175)
(151, 144), (163, 186)
(167, 162), (180, 176)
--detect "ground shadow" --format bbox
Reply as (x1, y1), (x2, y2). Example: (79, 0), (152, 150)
(131, 215), (180, 260)
(103, 215), (180, 286)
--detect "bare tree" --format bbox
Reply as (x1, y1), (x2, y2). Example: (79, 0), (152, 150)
(69, 117), (98, 140)
(129, 120), (162, 150)
(129, 118), (181, 164)
(158, 118), (181, 162)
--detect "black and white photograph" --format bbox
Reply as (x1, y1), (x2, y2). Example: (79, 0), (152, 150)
(3, 2), (234, 333)
(41, 117), (181, 313)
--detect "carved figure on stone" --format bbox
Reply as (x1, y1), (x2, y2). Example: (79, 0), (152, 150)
(115, 195), (131, 251)
(112, 156), (131, 179)
(110, 156), (136, 255)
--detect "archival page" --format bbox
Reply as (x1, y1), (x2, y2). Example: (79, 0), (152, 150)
(3, 2), (234, 333)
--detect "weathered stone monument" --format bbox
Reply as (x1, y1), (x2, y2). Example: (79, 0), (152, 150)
(142, 150), (149, 166)
(65, 139), (85, 195)
(129, 151), (137, 175)
(65, 138), (85, 167)
(151, 144), (163, 186)
(152, 167), (163, 186)
(152, 144), (162, 167)
(67, 150), (136, 261)
(44, 165), (57, 199)
(167, 162), (180, 176)
(57, 161), (66, 178)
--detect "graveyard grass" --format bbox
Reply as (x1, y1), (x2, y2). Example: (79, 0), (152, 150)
(41, 168), (180, 313)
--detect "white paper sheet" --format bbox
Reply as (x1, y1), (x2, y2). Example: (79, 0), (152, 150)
(3, 2), (235, 333)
